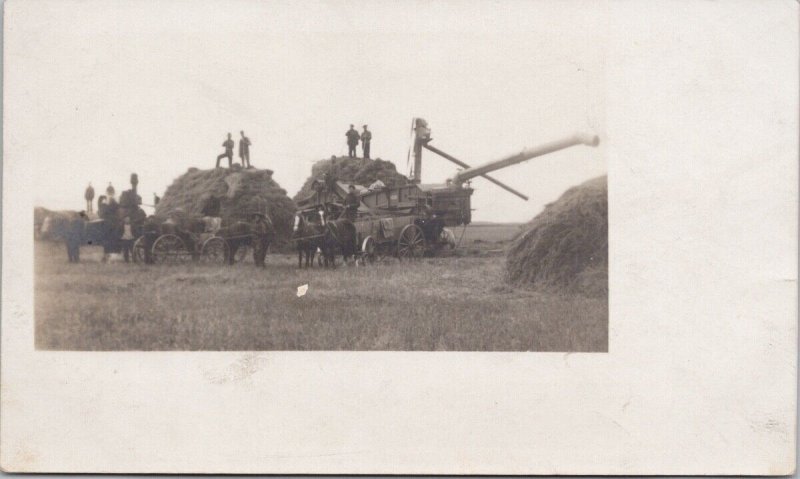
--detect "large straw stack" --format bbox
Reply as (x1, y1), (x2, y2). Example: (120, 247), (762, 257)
(505, 176), (608, 296)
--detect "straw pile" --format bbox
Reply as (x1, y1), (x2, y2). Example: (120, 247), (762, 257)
(156, 166), (296, 243)
(505, 176), (608, 296)
(293, 156), (409, 202)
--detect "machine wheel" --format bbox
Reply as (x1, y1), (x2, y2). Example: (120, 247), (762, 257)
(201, 236), (229, 264)
(152, 234), (187, 264)
(397, 224), (426, 259)
(361, 236), (376, 264)
(132, 237), (147, 263)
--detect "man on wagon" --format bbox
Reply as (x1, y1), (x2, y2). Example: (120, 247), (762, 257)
(343, 184), (360, 221)
(84, 183), (95, 215)
(251, 211), (272, 268)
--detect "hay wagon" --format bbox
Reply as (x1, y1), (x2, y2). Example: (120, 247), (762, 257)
(132, 217), (252, 264)
(293, 118), (600, 264)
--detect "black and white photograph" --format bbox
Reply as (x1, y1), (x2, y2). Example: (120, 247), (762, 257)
(28, 1), (608, 352)
(2, 0), (797, 475)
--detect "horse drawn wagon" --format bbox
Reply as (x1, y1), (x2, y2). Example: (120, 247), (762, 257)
(293, 181), (456, 265)
(132, 215), (258, 265)
(293, 118), (600, 266)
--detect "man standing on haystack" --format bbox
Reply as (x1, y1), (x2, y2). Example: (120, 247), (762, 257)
(216, 133), (235, 168)
(251, 212), (272, 268)
(84, 182), (95, 214)
(345, 124), (360, 158)
(239, 130), (252, 168)
(361, 125), (372, 159)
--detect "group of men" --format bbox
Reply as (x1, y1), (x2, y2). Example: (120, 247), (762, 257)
(84, 181), (118, 215)
(216, 131), (252, 168)
(346, 124), (372, 159)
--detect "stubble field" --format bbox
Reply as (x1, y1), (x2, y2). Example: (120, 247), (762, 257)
(35, 224), (607, 351)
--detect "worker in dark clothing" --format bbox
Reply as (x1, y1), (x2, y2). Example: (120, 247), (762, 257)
(239, 131), (252, 168)
(84, 183), (95, 214)
(216, 133), (235, 168)
(345, 124), (360, 158)
(142, 215), (159, 264)
(106, 182), (116, 201)
(120, 216), (135, 263)
(343, 184), (360, 221)
(361, 125), (372, 159)
(251, 212), (272, 268)
(66, 212), (86, 263)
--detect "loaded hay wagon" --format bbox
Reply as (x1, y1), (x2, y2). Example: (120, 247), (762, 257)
(132, 215), (255, 265)
(294, 118), (600, 263)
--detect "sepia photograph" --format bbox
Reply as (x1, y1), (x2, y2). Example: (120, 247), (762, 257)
(3, 0), (797, 475)
(28, 0), (608, 352)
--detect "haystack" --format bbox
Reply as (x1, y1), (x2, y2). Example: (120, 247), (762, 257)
(505, 176), (607, 296)
(293, 156), (409, 202)
(155, 166), (296, 243)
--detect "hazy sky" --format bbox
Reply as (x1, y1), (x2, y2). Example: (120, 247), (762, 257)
(8, 0), (607, 223)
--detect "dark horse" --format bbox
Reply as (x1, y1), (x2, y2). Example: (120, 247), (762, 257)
(321, 219), (358, 267)
(218, 220), (259, 265)
(292, 213), (325, 268)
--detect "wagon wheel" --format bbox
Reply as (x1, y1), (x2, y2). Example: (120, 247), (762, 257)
(201, 236), (229, 264)
(235, 244), (251, 263)
(397, 224), (426, 260)
(361, 236), (376, 264)
(132, 237), (147, 263)
(152, 234), (187, 264)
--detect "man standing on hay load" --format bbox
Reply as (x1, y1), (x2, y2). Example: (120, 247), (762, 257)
(216, 133), (235, 168)
(251, 212), (272, 268)
(345, 124), (360, 158)
(239, 130), (252, 168)
(360, 125), (372, 159)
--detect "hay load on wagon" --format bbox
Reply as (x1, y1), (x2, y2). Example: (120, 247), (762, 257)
(293, 156), (409, 203)
(155, 166), (296, 244)
(505, 176), (607, 296)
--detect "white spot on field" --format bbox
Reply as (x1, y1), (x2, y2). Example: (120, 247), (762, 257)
(296, 284), (308, 297)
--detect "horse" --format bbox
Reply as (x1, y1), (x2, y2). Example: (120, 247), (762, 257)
(292, 213), (325, 268)
(321, 219), (358, 267)
(218, 220), (256, 265)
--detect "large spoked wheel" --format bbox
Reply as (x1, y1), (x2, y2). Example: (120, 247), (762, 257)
(397, 224), (426, 260)
(132, 237), (147, 263)
(152, 234), (187, 264)
(234, 245), (251, 263)
(201, 236), (229, 264)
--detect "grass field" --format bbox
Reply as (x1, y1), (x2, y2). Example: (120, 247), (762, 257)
(35, 224), (607, 351)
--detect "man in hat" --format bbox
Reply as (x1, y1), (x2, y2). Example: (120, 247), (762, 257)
(239, 130), (252, 168)
(65, 211), (87, 263)
(251, 212), (272, 268)
(84, 183), (95, 214)
(345, 124), (360, 158)
(360, 125), (372, 159)
(216, 133), (235, 168)
(106, 182), (115, 202)
(343, 184), (360, 221)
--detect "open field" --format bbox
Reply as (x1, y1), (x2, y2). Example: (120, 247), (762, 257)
(35, 234), (607, 351)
